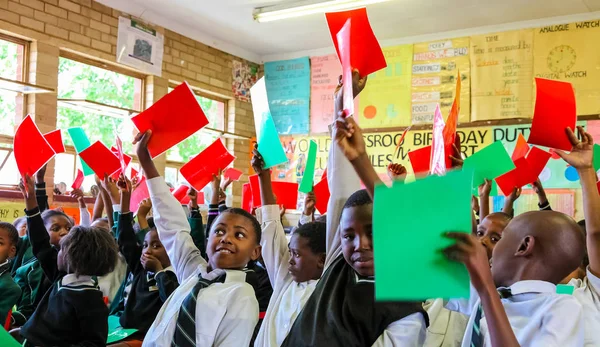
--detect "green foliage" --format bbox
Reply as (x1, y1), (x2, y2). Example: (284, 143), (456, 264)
(0, 39), (19, 135)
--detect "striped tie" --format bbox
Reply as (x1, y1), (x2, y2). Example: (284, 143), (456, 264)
(172, 273), (226, 346)
(470, 288), (513, 347)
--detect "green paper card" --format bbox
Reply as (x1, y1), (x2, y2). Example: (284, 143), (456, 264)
(106, 315), (138, 343)
(593, 144), (600, 172)
(299, 140), (317, 193)
(463, 141), (514, 188)
(250, 78), (288, 169)
(556, 284), (575, 295)
(374, 170), (472, 300)
(0, 326), (20, 347)
(68, 127), (94, 176)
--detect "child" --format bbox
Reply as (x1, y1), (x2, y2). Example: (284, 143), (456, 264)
(135, 131), (262, 346)
(13, 217), (26, 237)
(17, 174), (118, 346)
(555, 126), (600, 346)
(0, 222), (20, 324)
(474, 212), (511, 260)
(281, 71), (427, 347)
(251, 149), (327, 347)
(110, 174), (179, 342)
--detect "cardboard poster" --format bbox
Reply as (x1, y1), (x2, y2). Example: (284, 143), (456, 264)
(411, 37), (471, 124)
(116, 17), (164, 77)
(470, 29), (535, 121)
(0, 201), (26, 222)
(358, 44), (413, 128)
(533, 20), (600, 115)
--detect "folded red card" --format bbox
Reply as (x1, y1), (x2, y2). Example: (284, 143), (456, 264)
(337, 18), (354, 117)
(79, 141), (121, 178)
(14, 115), (55, 177)
(43, 129), (65, 154)
(496, 158), (531, 196)
(443, 71), (462, 147)
(131, 82), (209, 158)
(130, 168), (139, 180)
(326, 8), (386, 77)
(110, 146), (132, 179)
(313, 177), (330, 215)
(525, 146), (552, 183)
(224, 168), (243, 181)
(528, 78), (577, 151)
(180, 139), (235, 191)
(71, 169), (84, 190)
(242, 183), (253, 213)
(512, 133), (530, 161)
(249, 175), (299, 210)
(130, 177), (149, 215)
(409, 146), (432, 175)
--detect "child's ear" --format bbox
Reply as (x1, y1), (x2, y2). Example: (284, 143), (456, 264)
(250, 244), (262, 261)
(9, 245), (16, 259)
(515, 235), (535, 257)
(318, 253), (326, 270)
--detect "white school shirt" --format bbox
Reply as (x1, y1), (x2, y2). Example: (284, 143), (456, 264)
(423, 298), (468, 347)
(570, 268), (600, 346)
(79, 207), (91, 227)
(98, 253), (127, 306)
(446, 280), (584, 347)
(254, 205), (319, 347)
(142, 177), (258, 347)
(325, 137), (427, 347)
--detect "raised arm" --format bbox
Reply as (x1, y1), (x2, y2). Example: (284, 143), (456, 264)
(35, 164), (49, 212)
(501, 187), (521, 217)
(187, 188), (206, 256)
(71, 188), (91, 227)
(532, 179), (552, 211)
(135, 130), (206, 281)
(92, 186), (105, 221)
(116, 174), (142, 273)
(478, 179), (492, 220)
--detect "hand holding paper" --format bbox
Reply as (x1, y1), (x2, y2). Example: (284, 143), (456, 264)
(179, 139), (235, 191)
(299, 140), (318, 193)
(79, 141), (121, 179)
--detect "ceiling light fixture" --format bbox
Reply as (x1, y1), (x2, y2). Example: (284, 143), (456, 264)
(253, 0), (392, 23)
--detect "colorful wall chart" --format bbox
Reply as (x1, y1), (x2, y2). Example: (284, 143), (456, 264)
(232, 60), (258, 102)
(358, 44), (413, 128)
(264, 57), (311, 134)
(411, 37), (471, 124)
(533, 20), (600, 115)
(470, 30), (535, 121)
(0, 201), (25, 222)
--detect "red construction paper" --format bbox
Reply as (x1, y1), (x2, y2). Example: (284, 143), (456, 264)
(71, 169), (84, 190)
(131, 82), (209, 158)
(224, 168), (243, 181)
(443, 71), (461, 147)
(337, 18), (354, 117)
(249, 175), (299, 210)
(14, 115), (55, 177)
(130, 177), (149, 215)
(525, 146), (552, 183)
(130, 168), (139, 180)
(326, 8), (386, 77)
(242, 183), (253, 213)
(597, 181), (600, 195)
(495, 158), (531, 196)
(172, 185), (189, 204)
(43, 129), (65, 154)
(179, 139), (235, 191)
(313, 177), (330, 215)
(322, 169), (328, 180)
(528, 78), (577, 151)
(409, 146), (432, 175)
(512, 133), (530, 161)
(79, 141), (121, 178)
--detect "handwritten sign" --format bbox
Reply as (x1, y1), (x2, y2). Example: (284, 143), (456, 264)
(310, 55), (343, 134)
(411, 37), (471, 124)
(0, 202), (25, 222)
(264, 57), (311, 134)
(471, 29), (534, 120)
(533, 20), (600, 115)
(358, 44), (413, 128)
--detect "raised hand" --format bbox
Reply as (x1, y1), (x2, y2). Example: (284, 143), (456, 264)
(19, 174), (37, 210)
(507, 187), (522, 203)
(187, 187), (198, 209)
(35, 164), (47, 184)
(478, 179), (492, 197)
(102, 174), (120, 205)
(387, 163), (407, 182)
(137, 198), (152, 219)
(555, 126), (593, 170)
(70, 188), (85, 201)
(251, 144), (267, 176)
(443, 232), (492, 292)
(303, 191), (316, 216)
(333, 116), (366, 162)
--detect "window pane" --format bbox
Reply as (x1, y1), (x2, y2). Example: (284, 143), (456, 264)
(0, 152), (19, 185)
(166, 129), (219, 162)
(53, 153), (75, 189)
(0, 39), (20, 80)
(0, 92), (18, 135)
(0, 38), (24, 135)
(196, 95), (225, 130)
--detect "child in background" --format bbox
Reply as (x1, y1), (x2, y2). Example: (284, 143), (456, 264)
(16, 174), (118, 346)
(70, 188), (92, 227)
(13, 218), (26, 237)
(135, 131), (262, 346)
(0, 222), (20, 325)
(281, 72), (427, 347)
(251, 148), (326, 347)
(555, 127), (600, 346)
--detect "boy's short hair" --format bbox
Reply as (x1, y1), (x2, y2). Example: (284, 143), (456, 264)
(220, 208), (261, 244)
(315, 214), (327, 223)
(0, 222), (19, 247)
(577, 220), (589, 268)
(59, 226), (118, 277)
(292, 222), (326, 254)
(41, 209), (72, 225)
(147, 217), (156, 230)
(343, 189), (372, 210)
(486, 212), (512, 221)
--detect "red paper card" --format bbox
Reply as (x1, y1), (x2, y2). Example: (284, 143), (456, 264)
(130, 168), (139, 180)
(512, 133), (530, 161)
(496, 158), (531, 196)
(337, 18), (354, 117)
(110, 146), (132, 179)
(409, 146), (432, 175)
(43, 129), (65, 154)
(224, 168), (243, 181)
(14, 115), (55, 177)
(249, 175), (299, 210)
(172, 185), (189, 204)
(528, 78), (577, 151)
(249, 174), (263, 207)
(180, 139), (235, 191)
(130, 177), (149, 215)
(131, 82), (209, 158)
(79, 141), (121, 178)
(313, 177), (330, 215)
(443, 71), (461, 147)
(71, 169), (84, 190)
(322, 169), (328, 180)
(242, 183), (253, 213)
(326, 8), (386, 77)
(525, 146), (552, 183)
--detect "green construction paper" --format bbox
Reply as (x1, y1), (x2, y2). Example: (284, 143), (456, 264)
(257, 111), (288, 169)
(556, 284), (575, 295)
(299, 140), (317, 193)
(472, 180), (499, 197)
(68, 127), (94, 176)
(0, 327), (20, 347)
(463, 141), (515, 188)
(374, 170), (472, 300)
(106, 315), (138, 343)
(593, 144), (600, 171)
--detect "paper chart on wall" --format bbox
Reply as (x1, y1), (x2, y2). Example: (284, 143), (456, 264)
(116, 17), (164, 77)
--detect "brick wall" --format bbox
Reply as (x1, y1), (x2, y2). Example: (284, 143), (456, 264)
(0, 0), (260, 207)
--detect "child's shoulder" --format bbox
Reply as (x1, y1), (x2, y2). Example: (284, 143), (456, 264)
(0, 271), (19, 292)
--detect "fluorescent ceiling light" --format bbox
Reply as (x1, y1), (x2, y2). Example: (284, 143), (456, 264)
(253, 0), (392, 23)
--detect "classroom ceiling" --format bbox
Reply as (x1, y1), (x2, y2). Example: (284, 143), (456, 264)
(97, 0), (600, 63)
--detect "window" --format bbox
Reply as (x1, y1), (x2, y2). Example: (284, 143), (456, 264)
(166, 88), (226, 163)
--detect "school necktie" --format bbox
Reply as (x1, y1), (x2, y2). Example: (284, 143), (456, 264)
(172, 272), (226, 346)
(470, 288), (513, 347)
